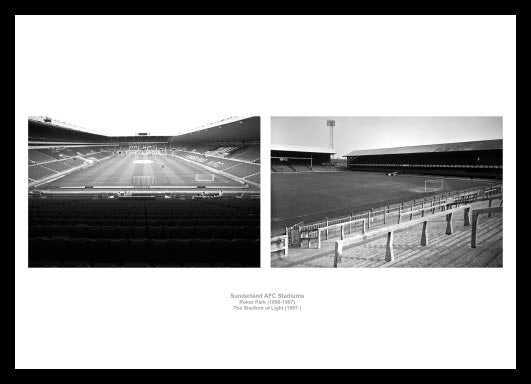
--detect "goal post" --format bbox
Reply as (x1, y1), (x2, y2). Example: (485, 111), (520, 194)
(425, 179), (445, 192)
(195, 173), (215, 182)
(132, 175), (155, 188)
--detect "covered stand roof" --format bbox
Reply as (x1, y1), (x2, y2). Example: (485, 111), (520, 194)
(345, 139), (502, 157)
(29, 117), (108, 143)
(170, 116), (260, 143)
(271, 144), (336, 154)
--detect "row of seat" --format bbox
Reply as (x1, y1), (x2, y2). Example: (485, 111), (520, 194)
(29, 213), (257, 219)
(30, 200), (259, 208)
(29, 218), (259, 227)
(29, 225), (259, 239)
(28, 237), (260, 267)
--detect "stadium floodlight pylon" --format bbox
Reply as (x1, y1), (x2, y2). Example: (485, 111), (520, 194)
(425, 179), (445, 192)
(195, 174), (215, 182)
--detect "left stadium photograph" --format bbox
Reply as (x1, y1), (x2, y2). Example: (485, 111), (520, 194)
(28, 116), (261, 268)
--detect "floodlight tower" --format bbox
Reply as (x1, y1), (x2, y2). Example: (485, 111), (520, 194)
(327, 119), (335, 153)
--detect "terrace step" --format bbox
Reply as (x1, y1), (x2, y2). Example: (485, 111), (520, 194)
(272, 199), (502, 268)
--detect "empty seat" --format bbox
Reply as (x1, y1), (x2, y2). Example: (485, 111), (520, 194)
(211, 240), (244, 267)
(240, 226), (259, 239)
(64, 238), (90, 267)
(101, 225), (119, 238)
(183, 239), (214, 267)
(181, 227), (196, 238)
(29, 225), (42, 238)
(239, 240), (260, 267)
(121, 219), (136, 226)
(75, 218), (89, 226)
(151, 239), (182, 267)
(107, 218), (121, 226)
(118, 226), (132, 238)
(192, 226), (210, 239)
(106, 239), (128, 266)
(49, 237), (69, 265)
(86, 225), (102, 238)
(132, 226), (147, 238)
(41, 225), (57, 238)
(55, 225), (72, 238)
(28, 237), (57, 267)
(70, 225), (87, 238)
(165, 226), (180, 239)
(148, 226), (165, 239)
(40, 218), (54, 226)
(92, 239), (122, 267)
(125, 238), (150, 267)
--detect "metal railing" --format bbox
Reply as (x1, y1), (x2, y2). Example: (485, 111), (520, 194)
(271, 234), (289, 257)
(300, 218), (366, 249)
(471, 205), (503, 248)
(272, 183), (502, 242)
(332, 204), (474, 267)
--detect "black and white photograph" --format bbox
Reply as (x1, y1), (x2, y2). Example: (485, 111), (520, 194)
(15, 13), (516, 371)
(271, 117), (503, 268)
(28, 116), (260, 267)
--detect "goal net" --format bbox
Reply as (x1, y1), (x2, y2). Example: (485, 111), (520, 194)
(425, 179), (444, 192)
(195, 173), (215, 182)
(133, 175), (155, 188)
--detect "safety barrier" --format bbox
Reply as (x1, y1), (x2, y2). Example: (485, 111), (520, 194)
(333, 204), (473, 267)
(471, 205), (503, 248)
(271, 234), (289, 257)
(274, 183), (502, 243)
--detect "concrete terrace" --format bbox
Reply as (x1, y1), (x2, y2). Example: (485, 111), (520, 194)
(271, 199), (502, 268)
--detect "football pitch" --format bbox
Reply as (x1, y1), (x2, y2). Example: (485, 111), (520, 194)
(42, 155), (243, 189)
(271, 171), (500, 230)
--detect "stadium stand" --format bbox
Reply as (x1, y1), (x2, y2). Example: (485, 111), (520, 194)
(41, 158), (80, 172)
(28, 165), (58, 180)
(230, 145), (261, 162)
(244, 173), (261, 184)
(28, 146), (115, 185)
(272, 185), (502, 268)
(29, 198), (260, 267)
(271, 163), (295, 173)
(171, 143), (260, 183)
(345, 139), (502, 178)
(28, 149), (57, 163)
(28, 116), (260, 268)
(271, 145), (339, 173)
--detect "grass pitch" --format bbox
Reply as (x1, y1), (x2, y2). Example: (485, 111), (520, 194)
(271, 171), (499, 230)
(42, 155), (243, 188)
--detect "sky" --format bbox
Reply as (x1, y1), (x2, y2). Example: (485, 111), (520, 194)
(271, 116), (503, 158)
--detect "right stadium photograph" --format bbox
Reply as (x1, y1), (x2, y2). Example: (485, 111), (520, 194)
(271, 117), (503, 268)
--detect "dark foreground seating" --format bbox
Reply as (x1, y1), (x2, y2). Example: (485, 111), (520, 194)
(28, 197), (260, 268)
(28, 237), (259, 268)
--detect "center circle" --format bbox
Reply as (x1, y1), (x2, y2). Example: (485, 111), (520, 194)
(133, 160), (154, 164)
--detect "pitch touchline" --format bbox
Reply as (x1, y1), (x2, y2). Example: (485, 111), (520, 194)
(274, 193), (438, 222)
